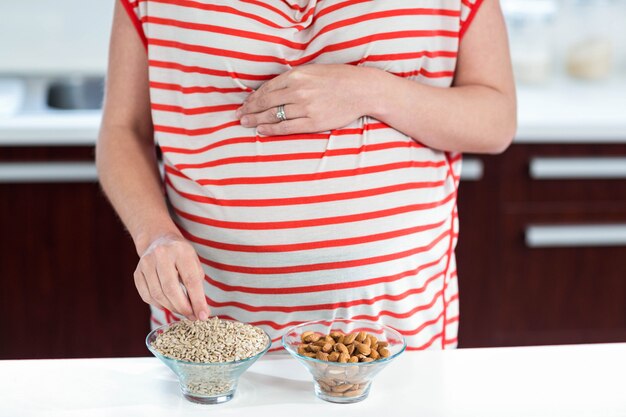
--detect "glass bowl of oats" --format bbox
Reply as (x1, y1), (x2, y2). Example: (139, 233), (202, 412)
(146, 317), (271, 404)
(282, 319), (406, 404)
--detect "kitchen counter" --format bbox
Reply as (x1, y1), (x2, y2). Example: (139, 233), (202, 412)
(2, 343), (625, 416)
(1, 77), (625, 146)
(0, 111), (101, 146)
(515, 77), (626, 142)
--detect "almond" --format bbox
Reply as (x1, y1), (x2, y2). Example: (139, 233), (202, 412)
(299, 330), (387, 366)
(334, 343), (349, 355)
(309, 344), (322, 353)
(343, 387), (364, 397)
(362, 337), (371, 348)
(356, 342), (371, 356)
(306, 333), (321, 343)
(318, 380), (332, 392)
(343, 333), (357, 344)
(331, 384), (354, 393)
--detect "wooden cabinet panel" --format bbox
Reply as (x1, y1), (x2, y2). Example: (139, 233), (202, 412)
(455, 155), (501, 348)
(0, 149), (150, 359)
(456, 144), (626, 348)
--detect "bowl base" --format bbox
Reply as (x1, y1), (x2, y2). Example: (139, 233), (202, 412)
(314, 383), (371, 404)
(183, 391), (234, 404)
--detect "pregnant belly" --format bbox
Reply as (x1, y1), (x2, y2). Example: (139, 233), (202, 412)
(162, 116), (457, 268)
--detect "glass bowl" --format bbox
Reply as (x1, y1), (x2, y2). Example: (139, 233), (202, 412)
(146, 321), (271, 404)
(282, 319), (406, 403)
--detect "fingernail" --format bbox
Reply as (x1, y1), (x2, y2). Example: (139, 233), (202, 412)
(199, 311), (209, 321)
(235, 107), (242, 117)
(241, 116), (250, 126)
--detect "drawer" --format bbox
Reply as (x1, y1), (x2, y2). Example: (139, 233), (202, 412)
(500, 144), (626, 205)
(490, 208), (626, 346)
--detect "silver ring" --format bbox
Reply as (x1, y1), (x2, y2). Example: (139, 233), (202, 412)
(276, 104), (287, 122)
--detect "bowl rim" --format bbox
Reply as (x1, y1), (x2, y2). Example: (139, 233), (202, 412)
(281, 318), (407, 367)
(145, 318), (272, 366)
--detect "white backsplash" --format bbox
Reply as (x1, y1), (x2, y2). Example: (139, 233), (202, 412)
(0, 0), (114, 76)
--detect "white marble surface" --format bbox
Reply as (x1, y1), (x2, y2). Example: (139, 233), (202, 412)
(1, 343), (625, 416)
(0, 77), (626, 146)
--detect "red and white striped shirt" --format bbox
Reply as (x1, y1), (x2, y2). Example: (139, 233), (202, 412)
(121, 0), (484, 351)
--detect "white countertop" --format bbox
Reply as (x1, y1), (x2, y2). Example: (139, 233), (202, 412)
(0, 111), (101, 146)
(2, 343), (625, 416)
(515, 77), (626, 143)
(1, 77), (626, 146)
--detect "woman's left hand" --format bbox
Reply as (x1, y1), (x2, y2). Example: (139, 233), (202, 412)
(235, 64), (373, 135)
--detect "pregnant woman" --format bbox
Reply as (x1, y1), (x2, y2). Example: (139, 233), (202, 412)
(97, 0), (516, 350)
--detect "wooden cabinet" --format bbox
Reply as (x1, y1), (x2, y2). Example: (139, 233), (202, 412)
(0, 147), (150, 359)
(1, 143), (625, 358)
(456, 144), (626, 348)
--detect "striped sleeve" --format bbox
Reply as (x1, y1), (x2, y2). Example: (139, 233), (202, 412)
(119, 0), (147, 49)
(459, 0), (485, 39)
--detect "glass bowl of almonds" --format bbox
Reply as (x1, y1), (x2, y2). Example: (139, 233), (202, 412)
(146, 317), (271, 404)
(282, 319), (406, 403)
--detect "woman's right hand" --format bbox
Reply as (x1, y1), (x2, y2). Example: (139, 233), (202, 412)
(133, 233), (210, 321)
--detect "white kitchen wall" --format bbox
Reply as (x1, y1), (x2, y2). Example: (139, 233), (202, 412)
(0, 0), (114, 75)
(1, 0), (624, 78)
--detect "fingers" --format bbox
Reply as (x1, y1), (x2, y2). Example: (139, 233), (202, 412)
(155, 251), (195, 319)
(140, 256), (177, 315)
(134, 234), (210, 321)
(177, 253), (210, 321)
(238, 87), (299, 119)
(258, 117), (312, 136)
(240, 104), (306, 128)
(134, 267), (162, 309)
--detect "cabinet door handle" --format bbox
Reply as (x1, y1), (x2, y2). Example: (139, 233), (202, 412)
(0, 161), (166, 183)
(460, 158), (483, 181)
(529, 157), (626, 179)
(0, 162), (98, 183)
(525, 224), (626, 248)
